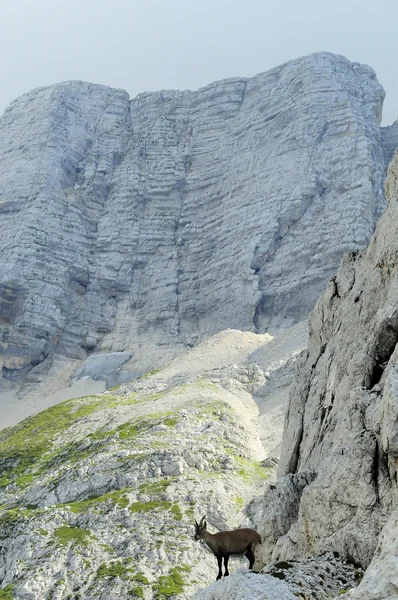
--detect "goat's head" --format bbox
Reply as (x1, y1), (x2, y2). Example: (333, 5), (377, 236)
(194, 515), (207, 540)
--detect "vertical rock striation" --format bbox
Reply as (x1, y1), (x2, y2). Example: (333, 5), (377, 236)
(0, 53), (388, 385)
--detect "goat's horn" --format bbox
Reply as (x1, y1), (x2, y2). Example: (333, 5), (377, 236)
(199, 515), (206, 526)
(195, 519), (199, 526)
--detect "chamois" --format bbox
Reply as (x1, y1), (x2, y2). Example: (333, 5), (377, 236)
(194, 515), (261, 580)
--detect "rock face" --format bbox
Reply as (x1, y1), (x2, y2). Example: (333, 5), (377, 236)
(70, 351), (133, 387)
(255, 150), (398, 597)
(0, 52), (388, 387)
(346, 507), (398, 599)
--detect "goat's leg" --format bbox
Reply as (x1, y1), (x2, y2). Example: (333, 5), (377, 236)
(216, 555), (223, 580)
(245, 546), (255, 570)
(223, 555), (229, 577)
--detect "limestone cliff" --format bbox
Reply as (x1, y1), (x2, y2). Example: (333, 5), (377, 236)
(0, 52), (388, 387)
(255, 149), (398, 598)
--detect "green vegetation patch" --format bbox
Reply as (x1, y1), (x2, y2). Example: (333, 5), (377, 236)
(0, 509), (20, 529)
(139, 479), (171, 496)
(189, 400), (234, 430)
(225, 451), (271, 482)
(130, 500), (172, 514)
(185, 502), (195, 518)
(128, 587), (144, 598)
(140, 368), (161, 379)
(115, 412), (177, 442)
(100, 543), (115, 554)
(117, 422), (141, 440)
(15, 474), (34, 489)
(234, 496), (244, 510)
(59, 488), (130, 514)
(132, 572), (149, 585)
(0, 506), (43, 528)
(54, 526), (92, 547)
(153, 565), (191, 598)
(0, 474), (11, 489)
(0, 395), (110, 484)
(170, 503), (183, 521)
(46, 435), (111, 468)
(96, 559), (133, 579)
(0, 585), (13, 600)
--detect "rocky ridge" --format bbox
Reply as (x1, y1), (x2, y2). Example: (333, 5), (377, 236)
(0, 328), (316, 599)
(0, 332), (269, 599)
(2, 324), (362, 600)
(0, 52), (390, 392)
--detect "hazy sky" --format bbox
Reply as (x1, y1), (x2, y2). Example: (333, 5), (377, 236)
(1, 0), (397, 124)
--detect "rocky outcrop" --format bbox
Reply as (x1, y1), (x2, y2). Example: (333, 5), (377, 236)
(192, 553), (362, 599)
(255, 150), (398, 596)
(0, 52), (388, 388)
(70, 351), (133, 387)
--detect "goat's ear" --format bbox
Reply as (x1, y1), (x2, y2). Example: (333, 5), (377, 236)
(195, 520), (199, 526)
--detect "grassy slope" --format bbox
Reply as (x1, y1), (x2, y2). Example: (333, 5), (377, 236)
(0, 378), (270, 599)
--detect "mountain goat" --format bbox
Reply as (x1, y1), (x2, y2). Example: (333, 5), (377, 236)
(194, 515), (261, 580)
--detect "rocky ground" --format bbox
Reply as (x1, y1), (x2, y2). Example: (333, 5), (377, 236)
(193, 553), (363, 599)
(0, 327), (310, 599)
(0, 373), (268, 599)
(3, 289), (393, 599)
(0, 282), (382, 600)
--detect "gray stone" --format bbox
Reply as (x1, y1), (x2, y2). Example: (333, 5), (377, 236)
(381, 366), (398, 457)
(70, 351), (132, 385)
(345, 507), (398, 599)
